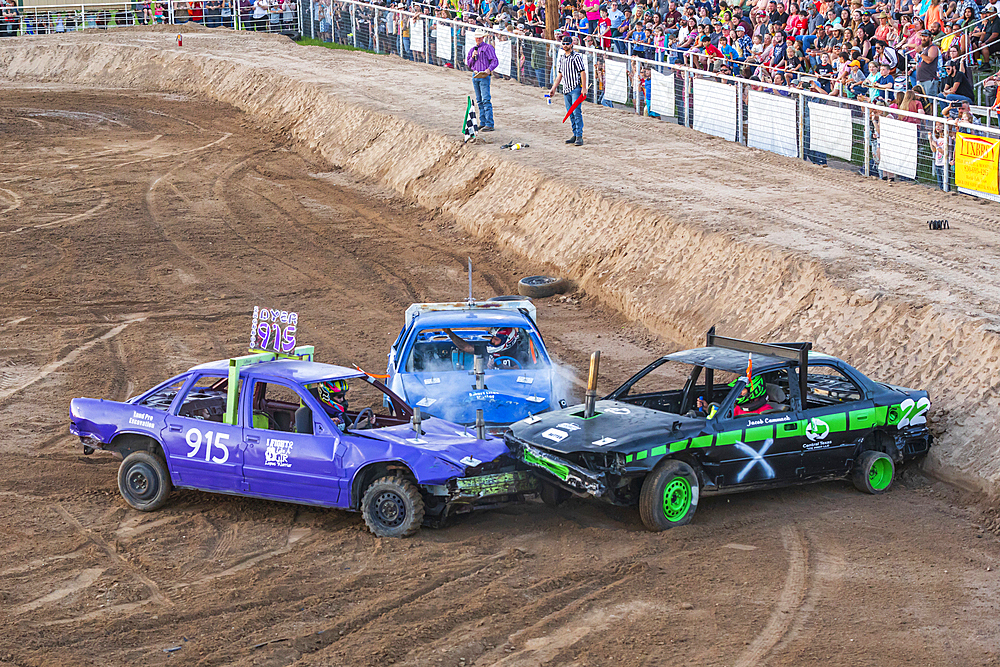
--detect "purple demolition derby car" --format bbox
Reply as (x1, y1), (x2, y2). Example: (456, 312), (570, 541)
(69, 342), (536, 537)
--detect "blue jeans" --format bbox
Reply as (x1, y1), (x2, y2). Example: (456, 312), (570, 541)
(402, 36), (411, 60)
(564, 86), (583, 137)
(534, 67), (546, 87)
(473, 75), (494, 129)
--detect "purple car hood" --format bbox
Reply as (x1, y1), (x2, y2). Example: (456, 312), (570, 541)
(360, 417), (509, 468)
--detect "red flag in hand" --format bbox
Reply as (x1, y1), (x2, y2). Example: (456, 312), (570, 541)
(562, 93), (586, 122)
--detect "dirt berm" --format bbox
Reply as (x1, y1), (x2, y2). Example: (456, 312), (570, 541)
(3, 29), (1000, 498)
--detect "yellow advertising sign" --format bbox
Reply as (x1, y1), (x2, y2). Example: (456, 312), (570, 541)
(955, 133), (1000, 195)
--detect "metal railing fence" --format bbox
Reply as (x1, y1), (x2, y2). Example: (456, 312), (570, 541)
(10, 0), (297, 35)
(300, 0), (1000, 200)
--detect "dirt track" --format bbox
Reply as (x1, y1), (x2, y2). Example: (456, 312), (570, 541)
(1, 86), (999, 666)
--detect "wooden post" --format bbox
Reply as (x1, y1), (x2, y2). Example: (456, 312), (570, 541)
(544, 0), (558, 40)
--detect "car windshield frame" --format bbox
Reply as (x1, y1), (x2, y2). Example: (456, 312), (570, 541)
(401, 325), (551, 374)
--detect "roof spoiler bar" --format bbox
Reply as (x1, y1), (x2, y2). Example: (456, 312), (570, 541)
(706, 326), (812, 406)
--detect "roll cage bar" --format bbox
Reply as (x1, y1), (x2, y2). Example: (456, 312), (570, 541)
(704, 326), (812, 409)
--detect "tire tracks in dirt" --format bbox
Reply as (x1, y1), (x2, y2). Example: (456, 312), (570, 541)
(0, 318), (144, 405)
(50, 503), (171, 608)
(732, 525), (808, 667)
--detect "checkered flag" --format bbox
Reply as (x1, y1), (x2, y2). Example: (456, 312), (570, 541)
(462, 96), (478, 142)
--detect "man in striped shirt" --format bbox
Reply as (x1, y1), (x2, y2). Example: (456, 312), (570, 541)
(548, 35), (589, 146)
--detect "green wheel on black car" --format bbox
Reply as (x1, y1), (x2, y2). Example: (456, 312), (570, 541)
(639, 459), (699, 531)
(852, 450), (895, 494)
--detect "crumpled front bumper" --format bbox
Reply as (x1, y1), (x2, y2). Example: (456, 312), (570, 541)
(515, 441), (607, 497)
(447, 470), (538, 502)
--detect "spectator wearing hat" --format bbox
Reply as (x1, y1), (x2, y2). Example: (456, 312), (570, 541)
(914, 30), (941, 96)
(548, 34), (588, 146)
(941, 58), (975, 103)
(466, 28), (498, 131)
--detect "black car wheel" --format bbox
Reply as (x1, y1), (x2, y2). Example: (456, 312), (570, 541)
(361, 476), (425, 538)
(540, 481), (571, 507)
(118, 451), (173, 512)
(638, 459), (699, 531)
(517, 275), (568, 298)
(852, 450), (895, 494)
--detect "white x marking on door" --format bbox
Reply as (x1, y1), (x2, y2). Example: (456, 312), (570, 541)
(734, 438), (775, 482)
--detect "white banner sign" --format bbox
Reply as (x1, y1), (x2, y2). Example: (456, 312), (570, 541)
(495, 39), (512, 77)
(807, 101), (853, 161)
(649, 69), (675, 117)
(436, 22), (452, 61)
(879, 116), (918, 179)
(464, 32), (477, 61)
(604, 58), (629, 104)
(410, 18), (424, 53)
(747, 91), (798, 158)
(692, 79), (737, 142)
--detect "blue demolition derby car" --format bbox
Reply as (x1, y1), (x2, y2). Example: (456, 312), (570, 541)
(69, 344), (536, 537)
(385, 300), (565, 429)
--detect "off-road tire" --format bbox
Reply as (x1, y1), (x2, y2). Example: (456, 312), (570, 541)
(118, 451), (173, 511)
(852, 450), (895, 494)
(638, 459), (699, 531)
(361, 475), (425, 538)
(540, 481), (571, 507)
(517, 275), (568, 298)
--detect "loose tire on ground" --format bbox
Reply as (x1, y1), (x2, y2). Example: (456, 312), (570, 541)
(517, 275), (568, 298)
(118, 451), (173, 511)
(852, 450), (895, 494)
(361, 475), (425, 537)
(638, 459), (699, 531)
(539, 481), (571, 507)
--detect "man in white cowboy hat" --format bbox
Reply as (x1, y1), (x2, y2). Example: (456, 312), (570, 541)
(466, 27), (499, 131)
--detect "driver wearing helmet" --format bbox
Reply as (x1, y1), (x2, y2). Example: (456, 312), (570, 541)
(444, 327), (521, 368)
(732, 375), (772, 416)
(314, 379), (351, 428)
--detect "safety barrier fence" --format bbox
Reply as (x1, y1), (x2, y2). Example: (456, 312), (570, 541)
(4, 0), (1000, 201)
(7, 0), (297, 35)
(301, 0), (1000, 201)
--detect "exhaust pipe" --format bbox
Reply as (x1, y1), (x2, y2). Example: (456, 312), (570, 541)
(411, 406), (423, 435)
(584, 351), (601, 418)
(473, 355), (486, 390)
(475, 408), (486, 440)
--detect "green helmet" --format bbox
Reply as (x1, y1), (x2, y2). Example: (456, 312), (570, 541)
(731, 375), (766, 405)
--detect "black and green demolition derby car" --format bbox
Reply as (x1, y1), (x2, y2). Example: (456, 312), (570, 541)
(506, 329), (932, 531)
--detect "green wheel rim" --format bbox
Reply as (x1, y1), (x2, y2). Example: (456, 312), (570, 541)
(868, 457), (893, 491)
(662, 477), (692, 522)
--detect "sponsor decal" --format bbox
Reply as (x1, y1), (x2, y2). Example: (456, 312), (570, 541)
(129, 410), (156, 429)
(805, 417), (830, 442)
(604, 407), (631, 415)
(541, 428), (568, 443)
(264, 438), (294, 467)
(556, 422), (581, 432)
(423, 377), (441, 385)
(516, 376), (534, 384)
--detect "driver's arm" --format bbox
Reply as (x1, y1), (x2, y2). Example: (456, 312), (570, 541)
(444, 328), (475, 354)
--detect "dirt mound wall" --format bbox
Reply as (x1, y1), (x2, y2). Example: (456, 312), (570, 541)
(2, 37), (999, 496)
